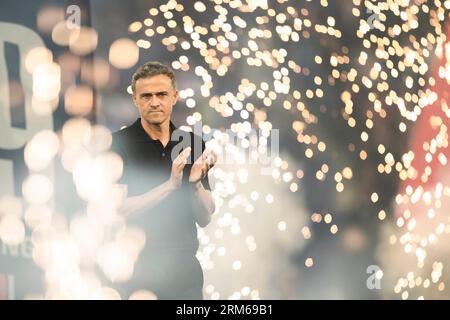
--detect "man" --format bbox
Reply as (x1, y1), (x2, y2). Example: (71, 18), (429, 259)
(111, 61), (216, 299)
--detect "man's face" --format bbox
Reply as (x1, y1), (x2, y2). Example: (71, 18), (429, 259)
(133, 74), (178, 126)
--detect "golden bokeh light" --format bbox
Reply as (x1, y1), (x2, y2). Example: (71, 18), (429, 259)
(109, 38), (139, 69)
(24, 130), (60, 171)
(64, 85), (94, 115)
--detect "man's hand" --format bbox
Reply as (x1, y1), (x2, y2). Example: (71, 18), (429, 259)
(189, 149), (217, 184)
(169, 147), (191, 189)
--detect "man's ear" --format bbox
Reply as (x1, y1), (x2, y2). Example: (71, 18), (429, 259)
(173, 90), (179, 105)
(132, 93), (138, 107)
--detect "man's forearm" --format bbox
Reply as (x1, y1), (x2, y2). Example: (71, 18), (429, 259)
(118, 180), (176, 218)
(191, 181), (215, 227)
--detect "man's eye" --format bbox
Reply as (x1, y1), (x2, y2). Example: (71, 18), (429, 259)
(157, 92), (167, 97)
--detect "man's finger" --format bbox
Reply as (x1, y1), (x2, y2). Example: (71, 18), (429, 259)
(201, 161), (213, 175)
(200, 151), (209, 164)
(173, 147), (191, 168)
(205, 150), (217, 166)
(210, 152), (217, 165)
(204, 150), (217, 169)
(211, 151), (217, 164)
(201, 167), (207, 179)
(176, 147), (191, 161)
(200, 148), (213, 163)
(182, 147), (192, 157)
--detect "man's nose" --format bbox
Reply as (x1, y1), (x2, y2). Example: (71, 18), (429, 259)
(149, 95), (161, 106)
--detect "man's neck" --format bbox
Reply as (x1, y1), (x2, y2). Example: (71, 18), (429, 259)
(141, 118), (171, 146)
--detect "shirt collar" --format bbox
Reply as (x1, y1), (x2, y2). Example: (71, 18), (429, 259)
(130, 118), (178, 142)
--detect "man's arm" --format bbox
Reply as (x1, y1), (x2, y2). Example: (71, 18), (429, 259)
(189, 149), (216, 227)
(119, 180), (177, 218)
(117, 147), (192, 218)
(190, 181), (215, 227)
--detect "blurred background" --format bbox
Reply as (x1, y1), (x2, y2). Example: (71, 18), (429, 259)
(0, 0), (449, 299)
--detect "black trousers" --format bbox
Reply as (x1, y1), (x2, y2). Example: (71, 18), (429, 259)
(115, 250), (204, 300)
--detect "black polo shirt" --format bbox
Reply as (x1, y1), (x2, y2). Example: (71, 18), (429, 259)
(111, 118), (211, 299)
(111, 118), (211, 255)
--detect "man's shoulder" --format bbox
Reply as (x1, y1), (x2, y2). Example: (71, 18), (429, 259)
(112, 120), (140, 140)
(111, 121), (140, 154)
(113, 125), (131, 138)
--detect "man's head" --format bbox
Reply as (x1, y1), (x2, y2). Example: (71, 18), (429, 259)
(131, 61), (178, 127)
